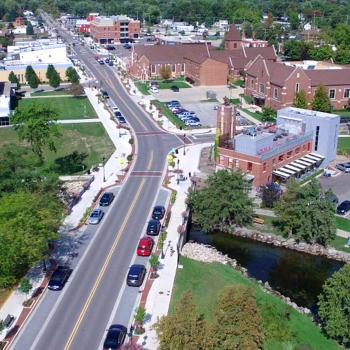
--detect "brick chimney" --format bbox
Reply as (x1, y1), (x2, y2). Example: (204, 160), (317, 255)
(216, 103), (236, 148)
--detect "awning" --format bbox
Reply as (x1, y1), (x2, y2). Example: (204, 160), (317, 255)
(273, 170), (291, 178)
(289, 161), (307, 170)
(303, 154), (321, 162)
(279, 167), (297, 175)
(309, 153), (324, 160)
(299, 157), (316, 165)
(283, 164), (301, 172)
(303, 155), (319, 163)
(294, 159), (312, 167)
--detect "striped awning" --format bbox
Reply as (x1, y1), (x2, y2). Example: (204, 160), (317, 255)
(283, 164), (301, 172)
(294, 159), (313, 167)
(289, 161), (307, 170)
(272, 170), (291, 178)
(279, 166), (297, 175)
(303, 155), (319, 163)
(300, 155), (317, 164)
(309, 153), (324, 160)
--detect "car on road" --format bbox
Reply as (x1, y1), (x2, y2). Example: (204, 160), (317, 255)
(114, 111), (122, 117)
(336, 162), (350, 173)
(117, 116), (126, 124)
(167, 101), (180, 108)
(170, 85), (179, 92)
(185, 120), (202, 127)
(98, 59), (104, 65)
(108, 60), (114, 66)
(99, 192), (115, 206)
(103, 324), (127, 349)
(146, 219), (161, 235)
(48, 266), (72, 291)
(105, 58), (110, 64)
(150, 86), (159, 94)
(126, 264), (146, 287)
(112, 106), (120, 112)
(101, 90), (109, 98)
(337, 200), (350, 215)
(137, 236), (154, 256)
(89, 209), (104, 224)
(152, 205), (165, 220)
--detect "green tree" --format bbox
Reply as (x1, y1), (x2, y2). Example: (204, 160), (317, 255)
(155, 290), (207, 350)
(274, 179), (336, 245)
(25, 65), (40, 89)
(160, 65), (171, 80)
(67, 83), (84, 96)
(149, 253), (160, 277)
(188, 170), (253, 232)
(46, 64), (55, 81)
(311, 85), (331, 113)
(12, 104), (62, 161)
(134, 306), (146, 333)
(19, 277), (32, 295)
(318, 264), (350, 345)
(334, 45), (350, 64)
(284, 40), (310, 61)
(261, 183), (282, 208)
(8, 70), (20, 88)
(289, 11), (299, 31)
(309, 45), (333, 61)
(0, 191), (63, 287)
(293, 90), (308, 109)
(26, 21), (34, 35)
(207, 286), (263, 350)
(65, 67), (79, 84)
(47, 66), (61, 88)
(261, 107), (276, 122)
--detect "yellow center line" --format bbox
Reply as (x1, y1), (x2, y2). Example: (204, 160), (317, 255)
(64, 179), (146, 350)
(146, 150), (154, 171)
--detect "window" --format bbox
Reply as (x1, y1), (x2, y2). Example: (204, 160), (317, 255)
(272, 158), (276, 164)
(181, 63), (185, 73)
(259, 83), (265, 94)
(247, 162), (253, 171)
(344, 89), (350, 98)
(278, 154), (284, 162)
(295, 147), (300, 154)
(263, 163), (266, 172)
(151, 64), (156, 74)
(295, 83), (300, 93)
(287, 151), (292, 158)
(329, 89), (335, 99)
(233, 43), (237, 48)
(273, 88), (278, 99)
(251, 79), (254, 88)
(172, 64), (176, 73)
(314, 126), (320, 151)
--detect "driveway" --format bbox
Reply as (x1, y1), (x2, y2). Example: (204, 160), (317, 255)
(319, 172), (350, 216)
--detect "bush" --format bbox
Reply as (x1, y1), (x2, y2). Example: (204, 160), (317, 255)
(170, 191), (177, 204)
(128, 138), (134, 145)
(127, 154), (133, 162)
(19, 277), (32, 295)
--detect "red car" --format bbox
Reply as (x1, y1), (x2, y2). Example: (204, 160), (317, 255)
(137, 237), (154, 256)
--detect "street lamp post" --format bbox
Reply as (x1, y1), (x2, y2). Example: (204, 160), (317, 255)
(102, 156), (106, 182)
(183, 133), (186, 156)
(176, 159), (180, 185)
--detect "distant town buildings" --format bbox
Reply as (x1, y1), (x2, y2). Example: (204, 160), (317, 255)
(245, 56), (350, 110)
(216, 105), (339, 187)
(90, 16), (141, 43)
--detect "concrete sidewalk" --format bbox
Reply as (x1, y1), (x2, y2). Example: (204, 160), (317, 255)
(138, 142), (213, 349)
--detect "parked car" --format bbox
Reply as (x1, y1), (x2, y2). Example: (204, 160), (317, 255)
(98, 59), (104, 65)
(114, 111), (122, 117)
(167, 100), (180, 107)
(108, 60), (114, 66)
(152, 205), (165, 220)
(170, 85), (179, 92)
(99, 192), (115, 206)
(103, 324), (127, 349)
(112, 106), (120, 112)
(48, 266), (72, 291)
(337, 201), (350, 215)
(126, 264), (146, 287)
(150, 86), (159, 94)
(117, 116), (126, 124)
(137, 236), (154, 256)
(185, 120), (202, 127)
(101, 90), (109, 98)
(146, 219), (161, 235)
(105, 58), (110, 64)
(89, 209), (104, 225)
(336, 162), (350, 173)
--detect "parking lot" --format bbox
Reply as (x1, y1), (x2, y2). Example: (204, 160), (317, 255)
(319, 172), (350, 217)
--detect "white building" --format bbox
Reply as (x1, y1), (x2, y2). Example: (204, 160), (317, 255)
(213, 20), (229, 29)
(0, 82), (15, 126)
(172, 22), (194, 32)
(12, 26), (27, 35)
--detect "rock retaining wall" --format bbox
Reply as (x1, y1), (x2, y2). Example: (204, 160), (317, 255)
(181, 242), (311, 315)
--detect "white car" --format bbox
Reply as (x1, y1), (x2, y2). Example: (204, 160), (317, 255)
(150, 86), (159, 94)
(112, 106), (120, 112)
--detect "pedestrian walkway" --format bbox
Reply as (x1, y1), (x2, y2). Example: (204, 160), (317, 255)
(57, 118), (101, 124)
(139, 142), (213, 349)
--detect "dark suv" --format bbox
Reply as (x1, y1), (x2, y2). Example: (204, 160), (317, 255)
(146, 219), (161, 236)
(99, 192), (114, 206)
(152, 205), (165, 220)
(126, 264), (146, 287)
(337, 200), (350, 215)
(103, 324), (127, 349)
(48, 266), (72, 291)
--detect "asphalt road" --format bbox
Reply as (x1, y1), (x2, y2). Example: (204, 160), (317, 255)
(11, 14), (181, 350)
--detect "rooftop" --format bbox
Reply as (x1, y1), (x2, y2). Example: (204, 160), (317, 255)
(225, 24), (241, 41)
(278, 107), (340, 120)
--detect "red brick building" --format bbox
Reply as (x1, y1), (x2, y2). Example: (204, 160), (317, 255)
(245, 56), (350, 110)
(15, 17), (25, 27)
(90, 16), (140, 43)
(224, 24), (242, 50)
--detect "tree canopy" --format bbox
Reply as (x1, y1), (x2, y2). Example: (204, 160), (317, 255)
(312, 85), (331, 113)
(318, 264), (350, 346)
(46, 64), (61, 88)
(274, 179), (336, 245)
(293, 90), (308, 109)
(188, 169), (253, 232)
(25, 65), (40, 89)
(65, 66), (80, 84)
(12, 103), (62, 161)
(8, 70), (20, 89)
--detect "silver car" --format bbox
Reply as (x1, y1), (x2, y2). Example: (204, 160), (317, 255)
(336, 162), (350, 173)
(89, 209), (104, 225)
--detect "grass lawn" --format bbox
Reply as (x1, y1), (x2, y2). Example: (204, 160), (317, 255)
(333, 110), (350, 118)
(158, 81), (191, 89)
(241, 107), (264, 122)
(239, 93), (253, 104)
(152, 100), (186, 129)
(337, 137), (350, 155)
(0, 123), (114, 174)
(229, 98), (241, 105)
(18, 96), (97, 120)
(232, 79), (245, 88)
(135, 81), (151, 95)
(336, 216), (350, 232)
(171, 257), (340, 350)
(31, 90), (71, 96)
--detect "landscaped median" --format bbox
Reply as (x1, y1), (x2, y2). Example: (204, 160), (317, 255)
(151, 100), (186, 129)
(170, 256), (340, 350)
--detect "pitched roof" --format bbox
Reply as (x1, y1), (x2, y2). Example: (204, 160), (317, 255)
(225, 24), (241, 41)
(134, 44), (208, 64)
(243, 46), (276, 61)
(304, 69), (350, 86)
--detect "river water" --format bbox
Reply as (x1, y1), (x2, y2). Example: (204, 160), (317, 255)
(189, 226), (344, 309)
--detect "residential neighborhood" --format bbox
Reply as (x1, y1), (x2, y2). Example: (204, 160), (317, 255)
(0, 1), (350, 350)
